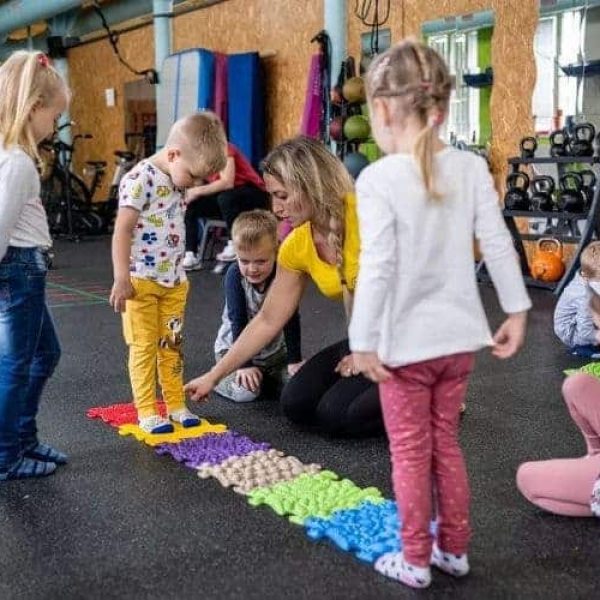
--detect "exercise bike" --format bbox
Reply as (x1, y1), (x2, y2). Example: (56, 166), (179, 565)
(40, 125), (104, 239)
(82, 148), (137, 233)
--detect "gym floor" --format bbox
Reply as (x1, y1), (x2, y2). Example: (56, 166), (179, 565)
(0, 237), (597, 600)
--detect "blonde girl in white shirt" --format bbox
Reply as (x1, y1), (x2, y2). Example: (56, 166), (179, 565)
(349, 40), (531, 588)
(0, 52), (69, 481)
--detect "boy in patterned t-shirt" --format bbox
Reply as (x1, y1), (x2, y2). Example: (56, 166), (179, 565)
(110, 112), (227, 434)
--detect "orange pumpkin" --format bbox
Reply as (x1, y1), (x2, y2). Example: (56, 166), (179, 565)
(531, 238), (565, 282)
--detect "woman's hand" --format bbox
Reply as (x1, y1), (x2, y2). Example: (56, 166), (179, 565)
(235, 367), (263, 393)
(334, 354), (359, 378)
(287, 361), (305, 377)
(352, 351), (391, 383)
(492, 311), (527, 359)
(184, 372), (217, 402)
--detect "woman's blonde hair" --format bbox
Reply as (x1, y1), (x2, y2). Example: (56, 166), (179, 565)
(366, 39), (452, 199)
(231, 209), (278, 253)
(261, 136), (354, 274)
(0, 51), (69, 166)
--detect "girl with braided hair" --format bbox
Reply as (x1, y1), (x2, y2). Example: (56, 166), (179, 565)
(349, 39), (531, 588)
(185, 135), (383, 437)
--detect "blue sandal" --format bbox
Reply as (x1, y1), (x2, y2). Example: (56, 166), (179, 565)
(25, 443), (68, 465)
(0, 457), (57, 481)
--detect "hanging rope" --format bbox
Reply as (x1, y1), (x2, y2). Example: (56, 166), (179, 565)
(354, 0), (391, 55)
(92, 0), (158, 83)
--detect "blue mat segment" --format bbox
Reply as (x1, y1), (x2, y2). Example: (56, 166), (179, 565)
(305, 500), (437, 563)
(227, 52), (265, 169)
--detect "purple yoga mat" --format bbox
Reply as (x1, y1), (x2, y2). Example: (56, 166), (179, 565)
(300, 53), (323, 138)
(214, 52), (228, 132)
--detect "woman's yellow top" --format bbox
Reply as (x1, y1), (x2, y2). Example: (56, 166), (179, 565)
(277, 194), (359, 300)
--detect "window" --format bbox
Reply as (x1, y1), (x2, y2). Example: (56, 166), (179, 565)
(428, 30), (481, 144)
(532, 10), (582, 134)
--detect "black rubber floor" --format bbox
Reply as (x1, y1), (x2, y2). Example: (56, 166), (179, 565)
(0, 237), (598, 600)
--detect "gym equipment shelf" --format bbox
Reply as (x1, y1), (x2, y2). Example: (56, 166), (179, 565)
(479, 155), (600, 295)
(508, 156), (599, 166)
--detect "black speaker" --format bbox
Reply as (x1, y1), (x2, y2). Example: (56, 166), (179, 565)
(46, 36), (80, 59)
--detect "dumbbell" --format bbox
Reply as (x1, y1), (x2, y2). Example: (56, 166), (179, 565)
(530, 175), (555, 212)
(579, 169), (597, 208)
(558, 172), (586, 213)
(569, 122), (595, 157)
(550, 129), (570, 157)
(504, 172), (531, 211)
(520, 137), (537, 159)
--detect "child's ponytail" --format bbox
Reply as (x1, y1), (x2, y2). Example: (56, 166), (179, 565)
(413, 118), (441, 200)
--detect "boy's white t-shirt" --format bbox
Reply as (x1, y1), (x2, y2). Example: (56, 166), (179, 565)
(349, 148), (532, 368)
(0, 145), (51, 261)
(119, 160), (187, 287)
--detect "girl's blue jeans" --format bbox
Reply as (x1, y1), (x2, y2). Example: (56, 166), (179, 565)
(0, 247), (61, 472)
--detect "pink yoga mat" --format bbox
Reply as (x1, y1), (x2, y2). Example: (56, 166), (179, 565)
(214, 52), (228, 132)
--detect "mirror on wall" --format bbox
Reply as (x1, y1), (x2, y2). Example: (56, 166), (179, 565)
(533, 1), (600, 140)
(422, 10), (494, 150)
(123, 78), (157, 159)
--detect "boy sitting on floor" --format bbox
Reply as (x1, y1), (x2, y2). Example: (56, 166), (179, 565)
(213, 210), (303, 402)
(554, 241), (600, 358)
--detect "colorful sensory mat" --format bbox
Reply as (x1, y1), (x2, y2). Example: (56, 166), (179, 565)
(565, 361), (600, 378)
(87, 401), (414, 563)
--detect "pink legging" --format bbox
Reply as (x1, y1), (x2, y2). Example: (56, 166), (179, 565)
(380, 352), (475, 567)
(516, 373), (600, 517)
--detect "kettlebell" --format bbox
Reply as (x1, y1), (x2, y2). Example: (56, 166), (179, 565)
(569, 122), (596, 157)
(550, 129), (570, 157)
(531, 238), (565, 282)
(504, 172), (530, 211)
(530, 175), (555, 212)
(594, 131), (600, 157)
(520, 136), (537, 159)
(579, 169), (597, 208)
(559, 172), (586, 213)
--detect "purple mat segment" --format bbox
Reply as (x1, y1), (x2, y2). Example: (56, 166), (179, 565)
(155, 431), (271, 468)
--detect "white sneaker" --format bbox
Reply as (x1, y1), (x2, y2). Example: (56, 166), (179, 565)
(169, 408), (200, 428)
(182, 252), (202, 271)
(138, 415), (174, 434)
(431, 543), (470, 577)
(216, 240), (237, 262)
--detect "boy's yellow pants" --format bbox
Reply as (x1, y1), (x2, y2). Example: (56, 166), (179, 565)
(122, 278), (189, 419)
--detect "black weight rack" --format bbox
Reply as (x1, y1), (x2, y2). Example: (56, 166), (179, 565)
(478, 155), (600, 295)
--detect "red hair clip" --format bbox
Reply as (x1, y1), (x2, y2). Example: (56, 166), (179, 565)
(37, 53), (50, 68)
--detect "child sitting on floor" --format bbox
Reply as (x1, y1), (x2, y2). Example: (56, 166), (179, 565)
(554, 241), (600, 358)
(213, 210), (303, 402)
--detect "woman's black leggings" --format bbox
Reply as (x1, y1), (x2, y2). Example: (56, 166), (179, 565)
(280, 339), (383, 437)
(185, 184), (270, 252)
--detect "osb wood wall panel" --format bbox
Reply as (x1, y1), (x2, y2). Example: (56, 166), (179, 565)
(68, 0), (323, 198)
(68, 26), (154, 199)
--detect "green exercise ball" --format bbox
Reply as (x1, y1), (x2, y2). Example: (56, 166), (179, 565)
(359, 141), (383, 162)
(343, 115), (371, 141)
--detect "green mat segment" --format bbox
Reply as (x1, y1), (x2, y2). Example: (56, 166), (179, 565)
(247, 470), (384, 525)
(564, 362), (600, 377)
